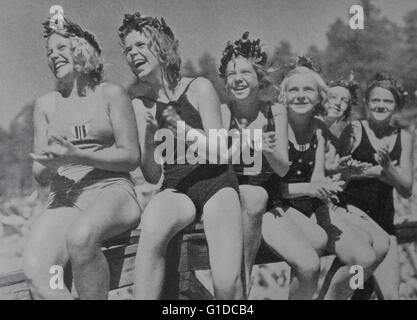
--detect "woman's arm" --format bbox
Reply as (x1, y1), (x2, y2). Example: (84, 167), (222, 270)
(378, 129), (414, 198)
(263, 103), (289, 177)
(32, 94), (58, 186)
(75, 83), (140, 172)
(184, 77), (230, 164)
(137, 108), (163, 184)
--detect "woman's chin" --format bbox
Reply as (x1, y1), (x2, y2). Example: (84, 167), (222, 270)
(370, 112), (392, 122)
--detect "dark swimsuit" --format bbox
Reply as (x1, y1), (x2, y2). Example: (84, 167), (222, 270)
(227, 103), (280, 210)
(343, 121), (402, 235)
(142, 78), (239, 219)
(274, 124), (324, 217)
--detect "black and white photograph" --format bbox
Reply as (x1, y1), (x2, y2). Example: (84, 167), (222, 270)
(1, 0), (417, 303)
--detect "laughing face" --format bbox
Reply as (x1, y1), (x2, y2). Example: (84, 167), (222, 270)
(325, 86), (351, 119)
(367, 87), (396, 123)
(47, 33), (74, 79)
(285, 73), (320, 115)
(123, 30), (161, 80)
(225, 57), (259, 101)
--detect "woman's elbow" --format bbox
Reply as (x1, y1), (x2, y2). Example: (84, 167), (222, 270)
(124, 149), (140, 171)
(274, 162), (289, 177)
(401, 183), (413, 199)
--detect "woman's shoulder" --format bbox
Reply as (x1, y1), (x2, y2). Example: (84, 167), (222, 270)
(98, 81), (128, 98)
(185, 76), (216, 94)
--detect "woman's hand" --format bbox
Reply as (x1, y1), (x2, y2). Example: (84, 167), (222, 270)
(375, 146), (392, 169)
(30, 135), (78, 170)
(309, 178), (345, 201)
(261, 131), (277, 153)
(144, 111), (159, 145)
(161, 105), (183, 134)
(331, 155), (372, 178)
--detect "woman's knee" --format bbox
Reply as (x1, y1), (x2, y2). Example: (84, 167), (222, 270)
(66, 223), (98, 259)
(240, 186), (268, 219)
(343, 243), (377, 269)
(311, 227), (328, 255)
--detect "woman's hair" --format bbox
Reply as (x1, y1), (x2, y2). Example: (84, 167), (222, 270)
(280, 57), (328, 115)
(219, 32), (279, 102)
(365, 72), (407, 110)
(118, 12), (181, 88)
(327, 71), (359, 121)
(42, 18), (103, 93)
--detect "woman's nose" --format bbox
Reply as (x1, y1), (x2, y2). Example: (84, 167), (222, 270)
(296, 92), (306, 102)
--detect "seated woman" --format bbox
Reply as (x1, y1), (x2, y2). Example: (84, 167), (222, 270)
(315, 72), (390, 300)
(23, 18), (141, 299)
(118, 12), (244, 300)
(258, 58), (335, 300)
(339, 72), (414, 299)
(267, 58), (386, 300)
(218, 33), (289, 295)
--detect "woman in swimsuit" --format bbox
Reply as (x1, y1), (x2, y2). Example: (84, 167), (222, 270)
(315, 73), (390, 300)
(339, 72), (414, 299)
(218, 33), (289, 295)
(259, 58), (338, 300)
(23, 18), (141, 299)
(118, 12), (244, 300)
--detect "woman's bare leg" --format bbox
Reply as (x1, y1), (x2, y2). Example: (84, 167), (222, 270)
(239, 185), (268, 295)
(23, 208), (79, 299)
(203, 187), (244, 300)
(133, 190), (196, 299)
(66, 189), (141, 300)
(262, 207), (326, 300)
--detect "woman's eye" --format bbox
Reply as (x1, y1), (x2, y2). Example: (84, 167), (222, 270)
(58, 45), (66, 50)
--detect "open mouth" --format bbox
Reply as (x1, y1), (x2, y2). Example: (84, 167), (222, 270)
(133, 60), (146, 68)
(54, 60), (68, 72)
(329, 106), (342, 113)
(371, 107), (389, 113)
(232, 85), (249, 92)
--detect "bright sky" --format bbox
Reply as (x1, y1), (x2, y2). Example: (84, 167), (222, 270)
(0, 0), (416, 129)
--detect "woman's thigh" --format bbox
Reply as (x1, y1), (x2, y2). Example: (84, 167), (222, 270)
(139, 189), (197, 241)
(67, 187), (142, 244)
(262, 207), (322, 265)
(285, 207), (328, 254)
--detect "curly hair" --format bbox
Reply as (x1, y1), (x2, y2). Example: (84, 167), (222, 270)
(118, 12), (181, 88)
(220, 33), (280, 103)
(43, 18), (103, 91)
(365, 72), (407, 110)
(280, 65), (329, 115)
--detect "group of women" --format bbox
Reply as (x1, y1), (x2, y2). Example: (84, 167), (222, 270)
(22, 12), (414, 300)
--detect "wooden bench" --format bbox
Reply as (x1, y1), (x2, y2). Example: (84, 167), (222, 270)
(1, 221), (417, 300)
